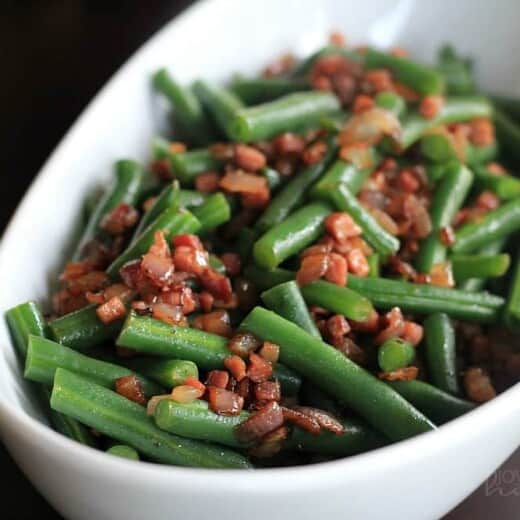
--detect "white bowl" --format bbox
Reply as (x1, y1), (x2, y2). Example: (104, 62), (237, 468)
(1, 0), (520, 518)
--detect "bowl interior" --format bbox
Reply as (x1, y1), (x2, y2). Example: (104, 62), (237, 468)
(1, 0), (519, 436)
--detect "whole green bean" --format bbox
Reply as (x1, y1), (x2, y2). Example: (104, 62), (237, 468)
(330, 183), (400, 257)
(228, 92), (341, 142)
(192, 80), (244, 139)
(253, 201), (331, 270)
(240, 307), (435, 441)
(124, 358), (198, 388)
(256, 135), (337, 232)
(504, 250), (520, 330)
(300, 280), (374, 322)
(310, 160), (371, 200)
(230, 76), (310, 104)
(49, 304), (122, 351)
(116, 312), (301, 395)
(51, 369), (252, 469)
(155, 399), (249, 449)
(451, 253), (510, 282)
(494, 106), (520, 160)
(25, 335), (163, 397)
(261, 281), (321, 338)
(106, 207), (201, 278)
(191, 192), (231, 233)
(168, 149), (223, 186)
(451, 198), (520, 254)
(374, 91), (406, 118)
(378, 338), (415, 372)
(365, 48), (444, 95)
(472, 166), (520, 200)
(153, 69), (214, 145)
(415, 162), (473, 273)
(73, 160), (144, 260)
(387, 380), (475, 425)
(423, 313), (459, 395)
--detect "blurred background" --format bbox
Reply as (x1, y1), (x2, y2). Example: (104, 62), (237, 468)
(0, 1), (518, 518)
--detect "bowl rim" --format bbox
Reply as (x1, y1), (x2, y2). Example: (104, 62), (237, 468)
(0, 0), (519, 489)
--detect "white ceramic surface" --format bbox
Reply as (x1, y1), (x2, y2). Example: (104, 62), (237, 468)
(1, 1), (520, 519)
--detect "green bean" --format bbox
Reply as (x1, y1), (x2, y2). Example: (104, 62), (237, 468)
(256, 136), (337, 232)
(472, 165), (520, 200)
(346, 275), (504, 322)
(451, 198), (520, 254)
(286, 417), (386, 456)
(51, 369), (252, 469)
(420, 134), (457, 163)
(494, 106), (520, 160)
(374, 91), (406, 118)
(106, 207), (200, 278)
(124, 358), (198, 388)
(168, 149), (223, 186)
(436, 44), (475, 96)
(153, 69), (214, 145)
(290, 45), (362, 78)
(504, 250), (520, 330)
(423, 313), (459, 395)
(310, 159), (371, 199)
(192, 80), (244, 139)
(261, 281), (321, 338)
(243, 265), (294, 291)
(367, 253), (380, 277)
(491, 95), (520, 121)
(365, 48), (444, 95)
(387, 380), (475, 425)
(155, 399), (249, 449)
(465, 142), (498, 166)
(240, 307), (435, 441)
(25, 335), (163, 397)
(5, 301), (48, 358)
(208, 254), (226, 274)
(299, 381), (343, 417)
(235, 226), (258, 263)
(73, 160), (144, 260)
(261, 167), (282, 191)
(116, 312), (301, 395)
(228, 92), (341, 142)
(253, 201), (331, 269)
(106, 444), (140, 461)
(191, 192), (231, 233)
(177, 189), (208, 208)
(425, 162), (450, 184)
(400, 97), (492, 149)
(331, 183), (400, 257)
(415, 162), (473, 273)
(300, 280), (374, 322)
(49, 304), (122, 351)
(378, 338), (415, 372)
(451, 253), (510, 282)
(230, 76), (310, 104)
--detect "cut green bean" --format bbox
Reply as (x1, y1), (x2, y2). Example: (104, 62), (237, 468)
(387, 380), (475, 425)
(51, 369), (252, 468)
(472, 165), (520, 200)
(420, 134), (457, 163)
(243, 265), (294, 291)
(124, 358), (198, 388)
(365, 48), (444, 95)
(300, 280), (374, 322)
(228, 92), (341, 142)
(73, 160), (144, 260)
(310, 160), (371, 199)
(253, 201), (331, 269)
(378, 338), (415, 372)
(452, 198), (520, 254)
(494, 106), (520, 160)
(504, 250), (520, 330)
(106, 444), (140, 461)
(424, 313), (459, 395)
(374, 91), (406, 118)
(25, 335), (163, 397)
(230, 76), (310, 105)
(155, 399), (249, 449)
(256, 135), (337, 232)
(451, 253), (510, 282)
(107, 207), (201, 278)
(191, 192), (231, 232)
(240, 307), (435, 441)
(367, 254), (380, 277)
(415, 162), (473, 273)
(261, 281), (321, 338)
(465, 142), (498, 166)
(116, 312), (301, 395)
(168, 149), (223, 186)
(5, 301), (48, 358)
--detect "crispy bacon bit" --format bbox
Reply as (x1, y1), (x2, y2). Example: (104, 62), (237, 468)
(440, 226), (456, 246)
(350, 308), (379, 333)
(185, 376), (206, 395)
(171, 384), (204, 403)
(339, 142), (375, 169)
(96, 296), (126, 324)
(65, 271), (109, 295)
(159, 286), (198, 315)
(375, 307), (404, 345)
(195, 171), (220, 193)
(235, 401), (285, 443)
(393, 81), (420, 102)
(325, 212), (362, 242)
(363, 69), (393, 93)
(150, 158), (171, 180)
(475, 190), (500, 211)
(207, 386), (244, 415)
(379, 366), (419, 381)
(469, 118), (495, 147)
(353, 94), (374, 114)
(199, 291), (214, 313)
(247, 353), (273, 383)
(300, 243), (333, 258)
(281, 407), (321, 435)
(172, 234), (204, 250)
(258, 341), (280, 364)
(273, 132), (305, 157)
(141, 252), (174, 288)
(228, 332), (261, 358)
(254, 381), (281, 402)
(334, 337), (367, 365)
(220, 253), (241, 277)
(152, 303), (187, 326)
(263, 53), (295, 77)
(192, 310), (232, 337)
(199, 268), (233, 301)
(241, 186), (270, 209)
(429, 261), (455, 288)
(248, 426), (288, 458)
(398, 169), (420, 193)
(169, 141), (186, 154)
(329, 30), (346, 46)
(302, 140), (327, 165)
(464, 367), (496, 403)
(419, 95), (444, 119)
(219, 170), (268, 195)
(119, 260), (143, 289)
(210, 142), (234, 160)
(234, 144), (267, 171)
(296, 254), (329, 286)
(327, 314), (350, 342)
(324, 252), (348, 286)
(224, 355), (247, 382)
(339, 107), (401, 147)
(401, 321), (423, 346)
(60, 261), (95, 281)
(115, 375), (146, 406)
(487, 162), (507, 175)
(100, 203), (139, 235)
(206, 370), (230, 389)
(347, 248), (370, 277)
(292, 406), (345, 434)
(146, 394), (169, 416)
(173, 246), (208, 275)
(237, 377), (251, 401)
